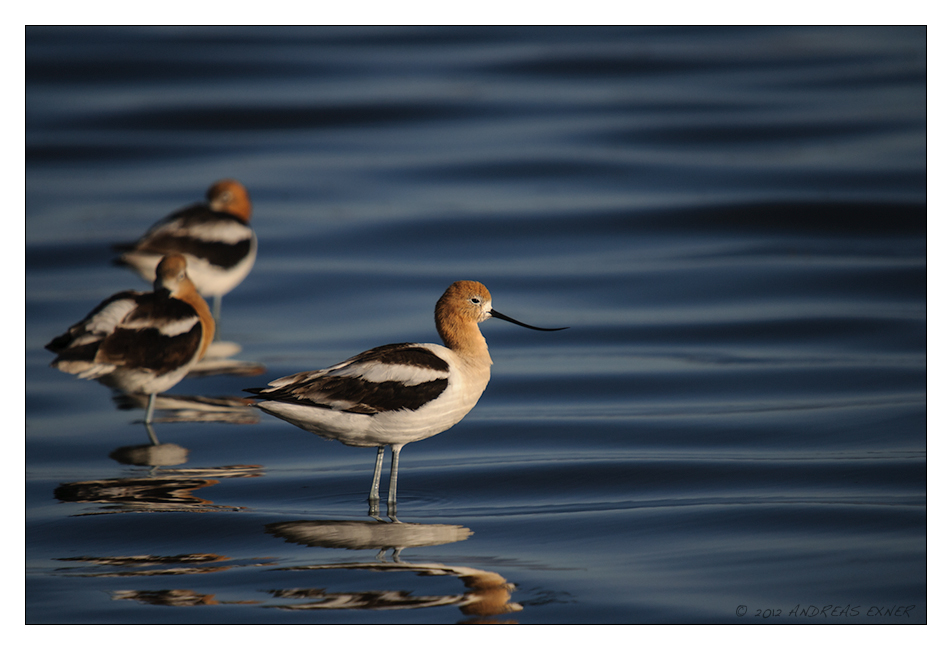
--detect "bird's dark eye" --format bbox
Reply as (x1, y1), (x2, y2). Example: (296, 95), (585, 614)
(471, 297), (481, 304)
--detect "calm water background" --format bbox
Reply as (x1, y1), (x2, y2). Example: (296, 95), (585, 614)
(25, 26), (927, 624)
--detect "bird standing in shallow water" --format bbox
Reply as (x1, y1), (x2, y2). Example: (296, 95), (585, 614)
(247, 280), (566, 511)
(113, 179), (256, 330)
(46, 254), (215, 424)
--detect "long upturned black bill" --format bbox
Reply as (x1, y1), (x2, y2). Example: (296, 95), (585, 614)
(490, 309), (568, 331)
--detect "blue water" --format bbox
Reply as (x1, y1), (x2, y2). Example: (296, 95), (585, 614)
(25, 26), (926, 624)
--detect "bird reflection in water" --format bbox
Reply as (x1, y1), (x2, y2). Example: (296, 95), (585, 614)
(113, 393), (261, 426)
(58, 554), (273, 607)
(98, 393), (259, 481)
(54, 465), (262, 515)
(113, 589), (222, 607)
(53, 518), (521, 620)
(263, 518), (523, 621)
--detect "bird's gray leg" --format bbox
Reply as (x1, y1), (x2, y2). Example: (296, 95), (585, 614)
(144, 393), (157, 425)
(387, 444), (404, 507)
(369, 446), (384, 503)
(212, 295), (222, 340)
(144, 421), (160, 446)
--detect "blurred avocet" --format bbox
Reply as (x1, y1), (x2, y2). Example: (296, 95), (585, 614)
(113, 179), (256, 327)
(247, 280), (566, 508)
(46, 254), (215, 424)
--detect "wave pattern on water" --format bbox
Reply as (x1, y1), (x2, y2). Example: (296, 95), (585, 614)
(25, 26), (926, 624)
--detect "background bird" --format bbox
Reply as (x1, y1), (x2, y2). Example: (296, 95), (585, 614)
(47, 254), (215, 423)
(113, 179), (256, 331)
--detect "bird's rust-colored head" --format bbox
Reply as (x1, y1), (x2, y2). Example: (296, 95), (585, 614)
(207, 179), (252, 222)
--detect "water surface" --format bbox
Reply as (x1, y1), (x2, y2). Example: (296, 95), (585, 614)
(25, 26), (926, 624)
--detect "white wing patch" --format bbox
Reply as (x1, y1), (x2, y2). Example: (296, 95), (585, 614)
(165, 219), (252, 245)
(123, 314), (200, 338)
(329, 360), (447, 386)
(70, 297), (139, 345)
(266, 359), (448, 390)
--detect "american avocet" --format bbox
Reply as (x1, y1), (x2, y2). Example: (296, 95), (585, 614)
(113, 179), (256, 327)
(46, 254), (215, 424)
(247, 281), (566, 508)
